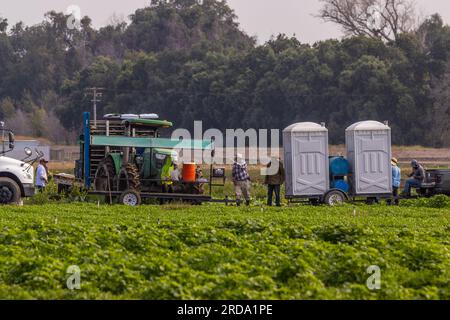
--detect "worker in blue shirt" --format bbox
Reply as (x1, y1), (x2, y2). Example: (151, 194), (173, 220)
(389, 157), (401, 205)
(36, 159), (49, 192)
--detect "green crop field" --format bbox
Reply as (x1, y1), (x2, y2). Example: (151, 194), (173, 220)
(0, 201), (449, 300)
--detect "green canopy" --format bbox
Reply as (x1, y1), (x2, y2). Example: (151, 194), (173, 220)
(91, 136), (213, 150)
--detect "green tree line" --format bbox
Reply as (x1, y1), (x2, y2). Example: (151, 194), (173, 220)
(0, 0), (449, 146)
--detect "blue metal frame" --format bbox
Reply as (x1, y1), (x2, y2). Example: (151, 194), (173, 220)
(83, 112), (91, 188)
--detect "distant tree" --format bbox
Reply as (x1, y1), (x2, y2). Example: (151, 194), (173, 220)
(426, 63), (450, 147)
(7, 109), (31, 136)
(0, 18), (7, 33)
(124, 0), (254, 52)
(318, 0), (417, 42)
(0, 98), (15, 119)
(0, 1), (449, 147)
(416, 14), (450, 75)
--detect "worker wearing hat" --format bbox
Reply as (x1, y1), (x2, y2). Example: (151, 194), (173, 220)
(36, 158), (49, 192)
(402, 159), (425, 197)
(388, 157), (401, 205)
(232, 153), (251, 206)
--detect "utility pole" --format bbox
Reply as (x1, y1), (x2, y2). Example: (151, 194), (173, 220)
(86, 87), (104, 127)
(0, 121), (4, 154)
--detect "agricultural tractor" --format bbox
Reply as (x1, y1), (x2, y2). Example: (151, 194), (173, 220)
(55, 112), (226, 205)
(0, 127), (43, 205)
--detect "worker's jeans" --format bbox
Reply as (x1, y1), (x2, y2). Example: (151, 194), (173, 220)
(387, 187), (399, 205)
(235, 180), (251, 204)
(267, 185), (281, 206)
(403, 178), (422, 195)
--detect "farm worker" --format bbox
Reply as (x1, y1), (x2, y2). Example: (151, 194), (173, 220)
(159, 156), (175, 204)
(195, 166), (208, 184)
(388, 157), (401, 205)
(402, 159), (425, 197)
(161, 156), (175, 198)
(194, 165), (207, 194)
(264, 157), (285, 207)
(170, 163), (182, 193)
(170, 163), (181, 182)
(232, 153), (251, 206)
(35, 159), (49, 192)
(161, 156), (174, 186)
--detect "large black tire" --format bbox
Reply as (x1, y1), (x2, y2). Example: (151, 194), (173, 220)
(323, 190), (346, 206)
(117, 163), (141, 192)
(119, 189), (142, 206)
(0, 177), (21, 205)
(94, 157), (116, 192)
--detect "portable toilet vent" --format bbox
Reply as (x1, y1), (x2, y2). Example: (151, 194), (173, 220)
(345, 121), (392, 196)
(283, 122), (329, 198)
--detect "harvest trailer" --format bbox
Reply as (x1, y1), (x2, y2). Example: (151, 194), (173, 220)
(55, 112), (226, 206)
(284, 121), (394, 206)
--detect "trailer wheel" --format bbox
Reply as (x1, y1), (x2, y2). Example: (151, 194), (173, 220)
(119, 189), (142, 206)
(324, 190), (346, 206)
(0, 177), (21, 205)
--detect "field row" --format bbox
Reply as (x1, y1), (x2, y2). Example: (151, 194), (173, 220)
(0, 203), (448, 299)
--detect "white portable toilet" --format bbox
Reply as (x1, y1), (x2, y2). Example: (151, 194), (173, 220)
(346, 121), (392, 196)
(283, 122), (329, 198)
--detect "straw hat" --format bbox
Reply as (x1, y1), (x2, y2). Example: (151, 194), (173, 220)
(236, 153), (245, 165)
(391, 157), (398, 166)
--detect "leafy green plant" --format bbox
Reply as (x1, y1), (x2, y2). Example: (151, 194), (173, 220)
(401, 195), (450, 208)
(0, 203), (448, 300)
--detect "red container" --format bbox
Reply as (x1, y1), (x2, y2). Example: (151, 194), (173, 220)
(182, 163), (196, 182)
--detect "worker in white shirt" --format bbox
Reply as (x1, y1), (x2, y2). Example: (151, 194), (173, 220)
(170, 163), (181, 182)
(36, 159), (49, 192)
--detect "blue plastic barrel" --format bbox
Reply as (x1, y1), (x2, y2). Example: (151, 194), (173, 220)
(330, 179), (350, 193)
(329, 156), (350, 176)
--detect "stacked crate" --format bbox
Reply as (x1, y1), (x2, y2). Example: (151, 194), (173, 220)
(88, 120), (158, 179)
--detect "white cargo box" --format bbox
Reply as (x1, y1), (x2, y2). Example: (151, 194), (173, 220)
(345, 121), (392, 195)
(283, 122), (329, 198)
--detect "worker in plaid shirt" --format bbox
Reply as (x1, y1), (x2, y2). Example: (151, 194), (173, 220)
(232, 153), (251, 206)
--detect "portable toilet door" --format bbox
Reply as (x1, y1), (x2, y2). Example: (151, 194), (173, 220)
(345, 121), (392, 196)
(283, 122), (329, 198)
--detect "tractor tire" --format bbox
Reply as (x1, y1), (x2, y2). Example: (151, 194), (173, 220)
(119, 189), (142, 206)
(94, 157), (116, 192)
(117, 163), (141, 192)
(323, 190), (346, 206)
(0, 177), (21, 205)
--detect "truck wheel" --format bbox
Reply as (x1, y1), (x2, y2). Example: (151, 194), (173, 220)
(119, 189), (142, 206)
(324, 190), (346, 206)
(0, 177), (21, 205)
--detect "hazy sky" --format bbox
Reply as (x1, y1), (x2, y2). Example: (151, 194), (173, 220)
(1, 0), (450, 43)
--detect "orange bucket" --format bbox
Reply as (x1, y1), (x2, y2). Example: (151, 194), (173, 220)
(182, 163), (196, 182)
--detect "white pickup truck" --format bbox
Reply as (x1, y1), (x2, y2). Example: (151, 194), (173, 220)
(0, 130), (37, 204)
